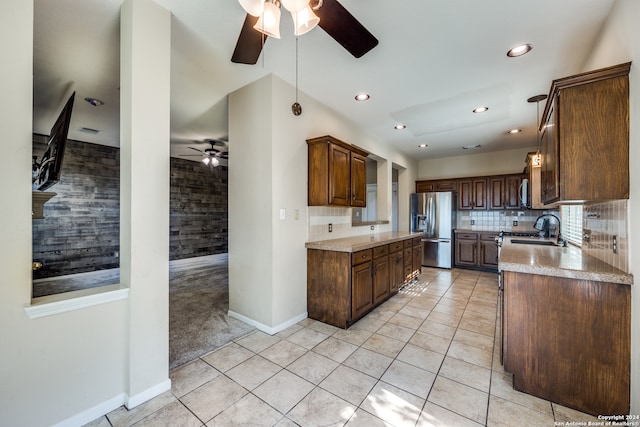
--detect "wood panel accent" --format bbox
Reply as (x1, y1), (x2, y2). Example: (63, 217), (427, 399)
(32, 134), (228, 281)
(169, 157), (228, 260)
(502, 271), (630, 416)
(32, 136), (120, 279)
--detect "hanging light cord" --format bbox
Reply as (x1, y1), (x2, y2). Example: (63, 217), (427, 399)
(295, 35), (299, 105)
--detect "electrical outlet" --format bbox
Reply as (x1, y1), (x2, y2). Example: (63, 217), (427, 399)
(513, 220), (518, 226)
(370, 225), (375, 231)
(613, 235), (618, 254)
(328, 223), (333, 233)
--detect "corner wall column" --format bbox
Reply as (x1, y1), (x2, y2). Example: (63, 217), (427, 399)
(120, 0), (172, 407)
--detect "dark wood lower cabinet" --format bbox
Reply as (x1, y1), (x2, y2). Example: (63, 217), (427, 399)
(307, 236), (418, 329)
(454, 231), (499, 272)
(351, 262), (373, 320)
(502, 271), (630, 416)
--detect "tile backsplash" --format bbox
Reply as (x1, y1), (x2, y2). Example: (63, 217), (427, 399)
(456, 209), (557, 233)
(308, 207), (391, 241)
(582, 200), (628, 273)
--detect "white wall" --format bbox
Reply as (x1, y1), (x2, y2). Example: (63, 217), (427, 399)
(581, 0), (639, 414)
(228, 74), (418, 331)
(418, 147), (534, 180)
(0, 1), (171, 425)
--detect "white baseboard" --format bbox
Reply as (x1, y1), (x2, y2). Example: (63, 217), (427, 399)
(49, 378), (171, 426)
(50, 393), (126, 427)
(125, 378), (172, 409)
(228, 310), (308, 335)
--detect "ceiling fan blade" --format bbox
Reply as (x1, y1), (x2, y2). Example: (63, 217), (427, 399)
(316, 0), (378, 58)
(231, 14), (266, 64)
(188, 147), (205, 154)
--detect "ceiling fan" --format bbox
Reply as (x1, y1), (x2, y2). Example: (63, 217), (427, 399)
(183, 139), (229, 167)
(232, 0), (378, 65)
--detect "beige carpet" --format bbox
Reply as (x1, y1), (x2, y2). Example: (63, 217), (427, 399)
(31, 255), (256, 370)
(169, 255), (255, 369)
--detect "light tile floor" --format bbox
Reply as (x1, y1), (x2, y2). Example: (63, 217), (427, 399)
(86, 268), (601, 427)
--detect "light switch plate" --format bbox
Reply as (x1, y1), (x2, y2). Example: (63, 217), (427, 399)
(279, 209), (285, 220)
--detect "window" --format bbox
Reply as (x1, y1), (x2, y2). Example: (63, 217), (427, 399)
(560, 205), (583, 247)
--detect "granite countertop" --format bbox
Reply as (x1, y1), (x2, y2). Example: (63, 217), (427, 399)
(499, 237), (633, 285)
(306, 231), (421, 253)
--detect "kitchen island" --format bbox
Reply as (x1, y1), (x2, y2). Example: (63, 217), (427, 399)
(306, 232), (422, 328)
(498, 237), (632, 416)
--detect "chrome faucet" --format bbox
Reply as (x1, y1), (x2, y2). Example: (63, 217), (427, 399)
(534, 214), (567, 247)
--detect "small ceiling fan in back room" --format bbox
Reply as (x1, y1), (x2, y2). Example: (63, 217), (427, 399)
(182, 139), (229, 168)
(232, 0), (379, 65)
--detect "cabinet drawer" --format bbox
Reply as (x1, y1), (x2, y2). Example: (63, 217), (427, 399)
(480, 233), (499, 241)
(456, 232), (478, 240)
(373, 245), (389, 258)
(352, 249), (373, 265)
(403, 239), (413, 248)
(389, 241), (403, 253)
(412, 237), (421, 247)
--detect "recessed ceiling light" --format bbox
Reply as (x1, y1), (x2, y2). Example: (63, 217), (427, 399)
(473, 106), (489, 113)
(84, 97), (104, 107)
(394, 124), (406, 130)
(418, 144), (428, 148)
(355, 93), (370, 101)
(462, 144), (481, 150)
(508, 129), (521, 134)
(507, 43), (532, 57)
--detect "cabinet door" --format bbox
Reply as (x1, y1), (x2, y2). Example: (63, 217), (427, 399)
(373, 256), (390, 305)
(473, 179), (487, 210)
(457, 180), (473, 210)
(416, 181), (435, 193)
(479, 240), (498, 268)
(504, 175), (522, 209)
(541, 101), (559, 204)
(487, 177), (505, 210)
(389, 251), (404, 293)
(351, 262), (373, 320)
(329, 144), (351, 206)
(455, 239), (477, 266)
(459, 179), (487, 210)
(350, 152), (367, 207)
(436, 180), (458, 192)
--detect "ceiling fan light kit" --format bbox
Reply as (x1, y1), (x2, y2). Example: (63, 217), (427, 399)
(253, 0), (282, 39)
(238, 0), (265, 17)
(232, 0), (378, 64)
(291, 5), (320, 36)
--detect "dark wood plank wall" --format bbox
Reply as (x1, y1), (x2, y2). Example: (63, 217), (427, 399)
(170, 157), (228, 260)
(32, 134), (120, 279)
(32, 135), (228, 279)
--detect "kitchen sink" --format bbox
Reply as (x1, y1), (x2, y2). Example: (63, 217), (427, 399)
(510, 239), (556, 246)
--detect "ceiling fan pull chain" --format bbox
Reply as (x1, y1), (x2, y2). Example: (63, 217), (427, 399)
(292, 35), (302, 115)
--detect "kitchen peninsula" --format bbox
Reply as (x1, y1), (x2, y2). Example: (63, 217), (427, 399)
(498, 238), (633, 416)
(306, 232), (422, 329)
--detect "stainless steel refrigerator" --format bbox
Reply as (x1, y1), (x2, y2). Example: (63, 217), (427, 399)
(411, 192), (456, 269)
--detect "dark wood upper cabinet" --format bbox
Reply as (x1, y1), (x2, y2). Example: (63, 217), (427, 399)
(415, 179), (457, 193)
(458, 178), (486, 210)
(540, 62), (631, 204)
(488, 174), (523, 210)
(307, 135), (369, 207)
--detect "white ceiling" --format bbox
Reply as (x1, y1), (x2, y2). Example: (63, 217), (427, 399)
(32, 0), (615, 164)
